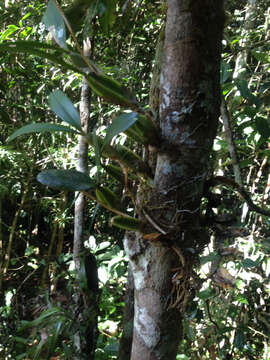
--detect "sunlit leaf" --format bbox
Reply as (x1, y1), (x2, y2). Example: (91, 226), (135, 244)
(49, 90), (82, 131)
(104, 112), (138, 146)
(42, 0), (67, 49)
(251, 50), (270, 63)
(37, 169), (95, 191)
(7, 123), (77, 142)
(0, 41), (77, 73)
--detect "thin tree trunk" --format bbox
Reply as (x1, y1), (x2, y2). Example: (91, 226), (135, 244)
(233, 0), (257, 80)
(124, 1), (224, 359)
(231, 0), (257, 222)
(220, 96), (242, 186)
(73, 38), (99, 360)
(0, 176), (30, 292)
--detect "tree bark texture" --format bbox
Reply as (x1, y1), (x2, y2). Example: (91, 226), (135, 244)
(124, 1), (224, 359)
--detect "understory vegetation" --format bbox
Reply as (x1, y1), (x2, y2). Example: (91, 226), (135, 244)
(1, 0), (270, 359)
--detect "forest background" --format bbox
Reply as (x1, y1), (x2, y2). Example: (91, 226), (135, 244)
(0, 0), (270, 359)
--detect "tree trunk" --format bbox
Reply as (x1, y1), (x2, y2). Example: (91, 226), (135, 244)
(73, 38), (99, 360)
(124, 1), (224, 359)
(118, 20), (165, 360)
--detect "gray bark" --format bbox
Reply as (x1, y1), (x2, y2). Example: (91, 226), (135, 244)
(73, 39), (99, 360)
(124, 1), (224, 359)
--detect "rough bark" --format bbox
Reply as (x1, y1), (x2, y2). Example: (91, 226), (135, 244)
(124, 1), (224, 359)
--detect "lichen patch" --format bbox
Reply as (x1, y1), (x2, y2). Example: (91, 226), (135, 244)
(134, 307), (161, 348)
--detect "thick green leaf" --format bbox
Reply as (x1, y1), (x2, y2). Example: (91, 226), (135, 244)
(125, 113), (160, 145)
(7, 123), (76, 142)
(235, 79), (262, 108)
(99, 0), (117, 35)
(104, 112), (138, 147)
(86, 72), (138, 108)
(85, 133), (152, 178)
(49, 90), (82, 131)
(255, 117), (270, 139)
(42, 0), (67, 49)
(37, 169), (95, 191)
(69, 52), (88, 69)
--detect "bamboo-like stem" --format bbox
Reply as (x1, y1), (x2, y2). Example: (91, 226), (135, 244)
(0, 178), (30, 292)
(220, 96), (242, 186)
(41, 221), (57, 288)
(56, 192), (68, 257)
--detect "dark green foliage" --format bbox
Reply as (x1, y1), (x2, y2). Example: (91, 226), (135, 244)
(2, 0), (270, 359)
(111, 215), (142, 231)
(37, 169), (95, 191)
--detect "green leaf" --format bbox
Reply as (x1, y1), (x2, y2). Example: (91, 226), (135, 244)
(124, 113), (160, 145)
(235, 79), (251, 99)
(240, 258), (258, 268)
(86, 72), (138, 108)
(7, 123), (77, 142)
(47, 322), (63, 355)
(42, 0), (67, 49)
(49, 90), (82, 131)
(234, 328), (246, 350)
(111, 216), (142, 231)
(104, 338), (119, 354)
(199, 252), (220, 265)
(104, 112), (138, 147)
(235, 79), (262, 108)
(197, 287), (215, 300)
(15, 353), (28, 360)
(99, 0), (117, 35)
(18, 307), (62, 331)
(255, 117), (270, 139)
(220, 61), (232, 84)
(0, 41), (78, 73)
(251, 50), (270, 63)
(37, 169), (95, 191)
